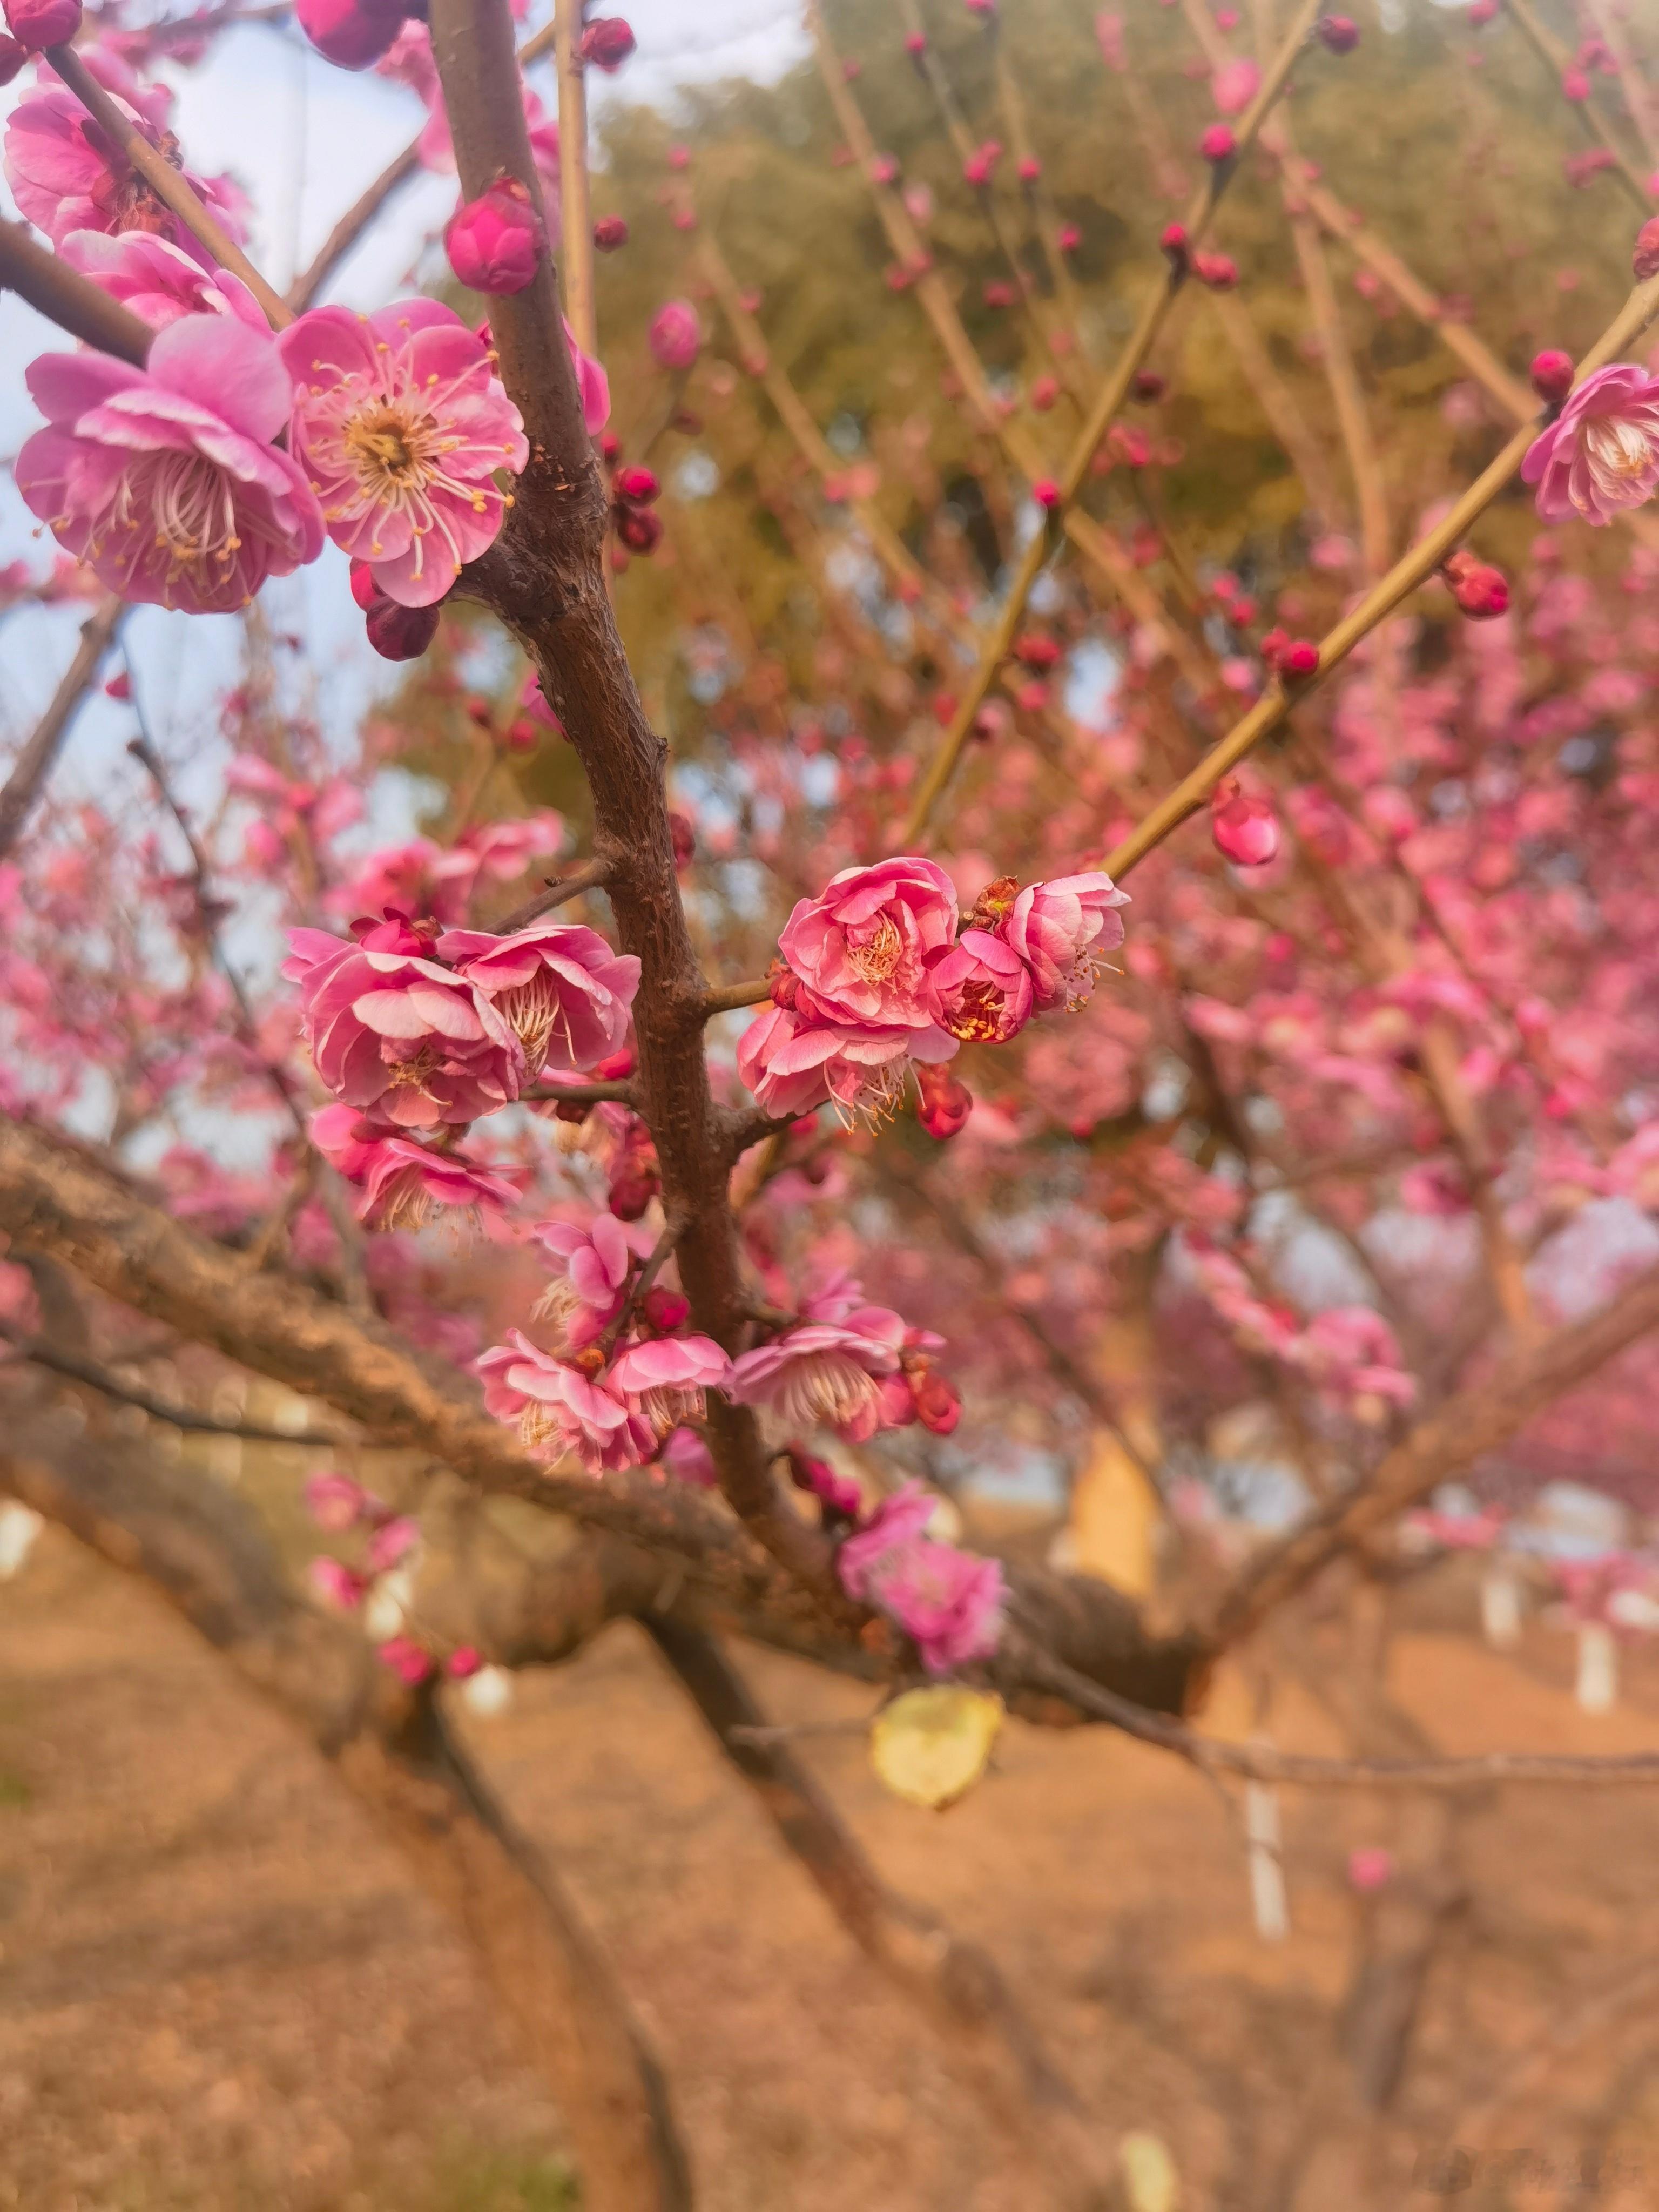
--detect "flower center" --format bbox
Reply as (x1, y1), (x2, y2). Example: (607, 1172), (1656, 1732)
(942, 981), (1007, 1043)
(1586, 415), (1654, 481)
(778, 1352), (881, 1433)
(498, 970), (571, 1071)
(343, 402), (441, 496)
(847, 915), (902, 983)
(385, 1044), (440, 1091)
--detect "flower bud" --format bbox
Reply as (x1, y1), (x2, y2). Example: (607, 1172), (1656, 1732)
(904, 28), (926, 57)
(104, 670), (131, 700)
(1211, 58), (1259, 114)
(1200, 122), (1237, 162)
(915, 1063), (973, 1140)
(1442, 549), (1509, 618)
(1316, 14), (1358, 51)
(2, 0), (79, 46)
(378, 1635), (433, 1686)
(0, 31), (26, 78)
(1211, 776), (1280, 866)
(1191, 249), (1239, 290)
(615, 504), (663, 554)
(608, 1164), (657, 1221)
(1159, 222), (1189, 268)
(1467, 0), (1497, 20)
(641, 1285), (691, 1332)
(615, 463), (660, 504)
(1131, 369), (1167, 401)
(1561, 63), (1590, 100)
(669, 809), (695, 868)
(649, 298), (703, 370)
(294, 0), (406, 69)
(909, 1364), (962, 1436)
(365, 597), (440, 661)
(1029, 373), (1060, 412)
(577, 15), (635, 69)
(593, 214), (629, 252)
(447, 1646), (483, 1679)
(1031, 477), (1062, 507)
(445, 177), (545, 296)
(1635, 217), (1659, 281)
(1529, 347), (1575, 403)
(1282, 638), (1320, 676)
(348, 558), (380, 612)
(1057, 221), (1082, 252)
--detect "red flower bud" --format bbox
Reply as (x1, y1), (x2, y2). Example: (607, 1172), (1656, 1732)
(294, 0), (406, 69)
(1131, 369), (1168, 401)
(649, 299), (702, 370)
(104, 670), (131, 700)
(0, 30), (26, 78)
(1282, 638), (1320, 677)
(2, 0), (79, 45)
(608, 1164), (658, 1220)
(445, 176), (545, 296)
(615, 504), (663, 554)
(593, 214), (630, 252)
(641, 1285), (691, 1332)
(1466, 0), (1498, 21)
(577, 15), (635, 69)
(1031, 477), (1062, 507)
(1057, 222), (1082, 252)
(1442, 549), (1509, 619)
(365, 598), (440, 660)
(904, 28), (926, 55)
(1211, 775), (1280, 866)
(1529, 347), (1575, 403)
(1191, 250), (1239, 290)
(915, 1063), (973, 1140)
(1635, 217), (1659, 281)
(1014, 631), (1062, 669)
(599, 431), (622, 463)
(1561, 64), (1590, 100)
(1200, 122), (1237, 162)
(348, 558), (380, 612)
(1017, 155), (1041, 183)
(1029, 374), (1060, 412)
(983, 279), (1015, 310)
(1317, 13), (1358, 52)
(504, 717), (539, 754)
(909, 1364), (962, 1435)
(614, 464), (660, 504)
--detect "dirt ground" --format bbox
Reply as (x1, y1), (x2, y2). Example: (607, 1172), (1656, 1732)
(4, 1522), (1659, 2211)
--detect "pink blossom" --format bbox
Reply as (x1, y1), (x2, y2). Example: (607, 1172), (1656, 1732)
(928, 928), (1035, 1043)
(1522, 363), (1659, 525)
(1211, 56), (1259, 114)
(304, 1469), (377, 1532)
(377, 1633), (433, 1684)
(1000, 871), (1129, 1011)
(284, 915), (524, 1129)
(649, 299), (703, 369)
(1211, 777), (1280, 866)
(278, 300), (528, 607)
(476, 1329), (656, 1472)
(737, 1003), (953, 1125)
(780, 857), (960, 1031)
(836, 1485), (1004, 1674)
(17, 318), (324, 615)
(606, 1333), (731, 1432)
(309, 1102), (384, 1181)
(5, 78), (247, 257)
(662, 1425), (720, 1486)
(727, 1312), (903, 1442)
(446, 177), (544, 294)
(436, 919), (639, 1075)
(308, 1555), (368, 1609)
(447, 1644), (483, 1678)
(358, 1135), (522, 1229)
(531, 1212), (642, 1347)
(60, 227), (267, 332)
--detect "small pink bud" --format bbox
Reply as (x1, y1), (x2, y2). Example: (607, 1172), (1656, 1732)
(1317, 14), (1358, 52)
(608, 1163), (657, 1221)
(1348, 1846), (1393, 1891)
(615, 504), (663, 554)
(1031, 477), (1062, 507)
(2, 0), (79, 45)
(1211, 57), (1259, 115)
(1635, 217), (1659, 281)
(1014, 630), (1062, 668)
(378, 1635), (433, 1686)
(1561, 63), (1590, 100)
(1282, 638), (1320, 677)
(1200, 122), (1237, 162)
(667, 144), (690, 170)
(910, 1365), (962, 1435)
(503, 717), (539, 754)
(104, 669), (131, 700)
(447, 1645), (484, 1678)
(1192, 249), (1239, 289)
(293, 0), (404, 69)
(577, 15), (635, 69)
(615, 463), (660, 504)
(983, 279), (1015, 310)
(1131, 368), (1167, 401)
(0, 30), (26, 78)
(1159, 221), (1189, 264)
(309, 1557), (368, 1611)
(669, 809), (696, 868)
(905, 28), (926, 55)
(641, 1284), (691, 1331)
(1029, 374), (1060, 412)
(916, 1064), (973, 1140)
(1442, 549), (1509, 619)
(348, 558), (380, 612)
(1529, 347), (1575, 402)
(593, 214), (629, 252)
(445, 177), (545, 296)
(1056, 221), (1082, 252)
(964, 0), (995, 14)
(649, 298), (703, 370)
(1017, 155), (1041, 183)
(365, 598), (441, 661)
(1211, 777), (1280, 866)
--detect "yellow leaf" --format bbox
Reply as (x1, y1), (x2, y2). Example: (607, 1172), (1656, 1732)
(1118, 2132), (1179, 2212)
(868, 1686), (1002, 1811)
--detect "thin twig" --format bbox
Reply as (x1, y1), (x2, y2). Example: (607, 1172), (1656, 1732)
(0, 1322), (346, 1444)
(0, 598), (124, 861)
(700, 977), (773, 1018)
(495, 855), (615, 934)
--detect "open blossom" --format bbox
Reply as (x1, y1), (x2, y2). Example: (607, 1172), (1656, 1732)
(531, 1212), (642, 1345)
(358, 1135), (521, 1229)
(61, 228), (267, 332)
(278, 300), (528, 607)
(1000, 872), (1129, 1011)
(5, 78), (247, 257)
(16, 318), (324, 615)
(1522, 363), (1659, 524)
(476, 1330), (656, 1472)
(284, 915), (523, 1129)
(727, 1312), (902, 1442)
(436, 920), (639, 1075)
(606, 1334), (731, 1433)
(780, 857), (960, 1031)
(737, 1003), (953, 1125)
(835, 1485), (1004, 1674)
(928, 928), (1035, 1043)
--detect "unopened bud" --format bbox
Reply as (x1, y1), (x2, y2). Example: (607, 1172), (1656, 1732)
(648, 299), (702, 370)
(915, 1063), (973, 1141)
(1131, 368), (1168, 401)
(3, 0), (80, 44)
(1200, 122), (1237, 162)
(1014, 631), (1062, 669)
(615, 504), (663, 554)
(445, 176), (544, 296)
(910, 1364), (962, 1436)
(1561, 63), (1590, 100)
(104, 670), (131, 700)
(904, 28), (926, 56)
(365, 597), (440, 661)
(1316, 13), (1358, 52)
(1029, 373), (1060, 412)
(1467, 0), (1498, 21)
(608, 1164), (658, 1221)
(593, 214), (629, 251)
(1159, 222), (1189, 267)
(641, 1285), (691, 1332)
(614, 463), (660, 504)
(1442, 549), (1509, 618)
(1017, 155), (1041, 182)
(669, 809), (695, 868)
(1635, 217), (1659, 281)
(1529, 347), (1575, 403)
(1282, 638), (1320, 677)
(0, 30), (26, 78)
(1192, 249), (1239, 290)
(1211, 775), (1280, 866)
(1031, 477), (1062, 508)
(293, 0), (403, 69)
(577, 15), (635, 69)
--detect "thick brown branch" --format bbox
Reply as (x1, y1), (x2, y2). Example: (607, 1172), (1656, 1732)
(0, 1320), (346, 1445)
(0, 221), (151, 363)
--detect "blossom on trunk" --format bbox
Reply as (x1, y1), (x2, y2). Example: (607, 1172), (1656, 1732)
(5, 77), (247, 258)
(476, 1330), (656, 1472)
(278, 300), (528, 607)
(835, 1485), (1004, 1674)
(606, 1334), (731, 1433)
(1522, 363), (1659, 524)
(16, 317), (323, 615)
(437, 919), (639, 1075)
(779, 856), (959, 1031)
(284, 916), (524, 1129)
(1000, 871), (1129, 1011)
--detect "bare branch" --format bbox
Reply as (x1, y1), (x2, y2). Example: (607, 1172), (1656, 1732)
(0, 221), (151, 364)
(0, 597), (124, 861)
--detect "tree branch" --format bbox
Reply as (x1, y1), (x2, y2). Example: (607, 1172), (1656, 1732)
(0, 596), (124, 861)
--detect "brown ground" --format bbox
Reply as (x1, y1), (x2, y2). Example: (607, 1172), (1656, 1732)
(4, 1525), (1659, 2211)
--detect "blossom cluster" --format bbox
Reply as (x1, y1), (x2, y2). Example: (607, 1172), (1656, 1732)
(738, 857), (1128, 1129)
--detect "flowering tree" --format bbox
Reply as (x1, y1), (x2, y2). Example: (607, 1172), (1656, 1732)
(8, 0), (1659, 2200)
